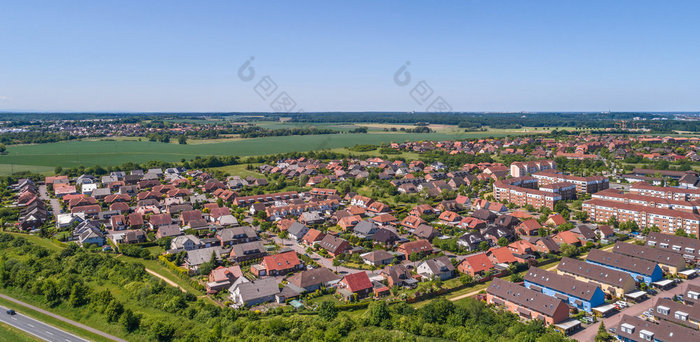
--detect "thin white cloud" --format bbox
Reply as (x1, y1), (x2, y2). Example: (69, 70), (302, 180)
(0, 96), (10, 103)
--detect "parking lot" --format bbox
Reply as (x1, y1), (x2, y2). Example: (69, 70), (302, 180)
(572, 275), (699, 341)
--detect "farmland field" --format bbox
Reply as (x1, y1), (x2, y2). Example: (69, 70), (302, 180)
(0, 129), (543, 175)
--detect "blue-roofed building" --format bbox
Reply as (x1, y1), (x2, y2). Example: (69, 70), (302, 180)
(524, 267), (606, 313)
(586, 248), (663, 285)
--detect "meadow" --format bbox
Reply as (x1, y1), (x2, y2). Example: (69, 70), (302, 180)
(0, 128), (544, 175)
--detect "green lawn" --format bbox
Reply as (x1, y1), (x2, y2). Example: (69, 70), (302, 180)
(209, 163), (264, 178)
(0, 322), (41, 342)
(0, 295), (114, 342)
(0, 130), (541, 175)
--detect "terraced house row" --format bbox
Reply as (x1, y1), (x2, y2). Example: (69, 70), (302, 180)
(582, 198), (700, 238)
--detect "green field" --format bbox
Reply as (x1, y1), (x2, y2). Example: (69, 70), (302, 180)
(0, 322), (41, 342)
(0, 130), (541, 175)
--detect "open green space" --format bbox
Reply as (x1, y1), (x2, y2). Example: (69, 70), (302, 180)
(0, 295), (114, 342)
(0, 322), (42, 342)
(0, 130), (540, 175)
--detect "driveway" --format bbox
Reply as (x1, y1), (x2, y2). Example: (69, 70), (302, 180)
(572, 276), (700, 341)
(271, 236), (380, 276)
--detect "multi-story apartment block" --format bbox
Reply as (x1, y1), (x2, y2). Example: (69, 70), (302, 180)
(582, 199), (700, 238)
(533, 170), (609, 194)
(593, 189), (699, 213)
(493, 181), (561, 211)
(510, 160), (556, 178)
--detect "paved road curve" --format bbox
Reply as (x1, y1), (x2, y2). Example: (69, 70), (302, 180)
(0, 304), (89, 342)
(0, 294), (127, 342)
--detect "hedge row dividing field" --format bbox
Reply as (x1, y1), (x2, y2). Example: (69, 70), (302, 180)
(0, 131), (537, 174)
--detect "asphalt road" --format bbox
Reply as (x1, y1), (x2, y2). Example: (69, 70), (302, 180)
(572, 275), (700, 341)
(0, 294), (127, 342)
(38, 185), (61, 218)
(0, 305), (89, 342)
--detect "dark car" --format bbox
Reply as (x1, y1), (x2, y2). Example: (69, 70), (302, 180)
(6, 309), (15, 315)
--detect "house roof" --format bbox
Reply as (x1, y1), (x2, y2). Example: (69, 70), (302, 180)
(612, 242), (685, 266)
(524, 267), (601, 301)
(460, 253), (494, 273)
(557, 257), (634, 287)
(341, 272), (373, 293)
(487, 278), (566, 317)
(587, 248), (659, 276)
(419, 256), (455, 275)
(287, 267), (341, 289)
(262, 251), (301, 272)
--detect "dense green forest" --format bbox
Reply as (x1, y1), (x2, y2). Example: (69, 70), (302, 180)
(0, 233), (572, 342)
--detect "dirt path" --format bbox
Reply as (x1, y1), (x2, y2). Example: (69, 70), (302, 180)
(145, 268), (186, 292)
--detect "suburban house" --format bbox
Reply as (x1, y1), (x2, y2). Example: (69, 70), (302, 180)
(382, 265), (417, 288)
(615, 314), (698, 342)
(256, 251), (303, 276)
(612, 242), (686, 275)
(230, 241), (266, 263)
(417, 256), (455, 280)
(287, 222), (310, 241)
(523, 267), (606, 313)
(286, 267), (342, 293)
(486, 278), (569, 326)
(206, 265), (243, 294)
(586, 249), (663, 285)
(397, 239), (433, 259)
(229, 277), (279, 307)
(458, 253), (494, 277)
(318, 235), (351, 257)
(337, 272), (373, 300)
(361, 250), (395, 266)
(557, 257), (636, 298)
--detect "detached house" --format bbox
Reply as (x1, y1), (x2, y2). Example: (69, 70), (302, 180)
(337, 272), (373, 300)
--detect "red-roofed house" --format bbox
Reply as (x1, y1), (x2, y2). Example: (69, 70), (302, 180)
(551, 230), (581, 246)
(517, 219), (542, 236)
(458, 253), (494, 276)
(302, 228), (325, 246)
(338, 272), (373, 299)
(545, 213), (567, 227)
(256, 251), (303, 276)
(397, 240), (433, 259)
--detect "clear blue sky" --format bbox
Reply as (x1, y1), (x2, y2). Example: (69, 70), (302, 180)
(1, 1), (699, 112)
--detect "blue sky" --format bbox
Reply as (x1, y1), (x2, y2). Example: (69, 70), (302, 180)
(1, 1), (699, 112)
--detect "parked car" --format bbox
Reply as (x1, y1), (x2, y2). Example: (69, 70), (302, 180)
(608, 327), (616, 334)
(6, 309), (15, 315)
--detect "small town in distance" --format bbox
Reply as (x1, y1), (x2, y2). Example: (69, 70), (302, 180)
(4, 117), (700, 342)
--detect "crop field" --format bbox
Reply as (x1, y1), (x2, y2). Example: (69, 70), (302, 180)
(0, 129), (542, 175)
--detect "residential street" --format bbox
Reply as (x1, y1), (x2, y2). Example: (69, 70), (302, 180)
(38, 185), (61, 218)
(272, 236), (381, 276)
(572, 276), (700, 342)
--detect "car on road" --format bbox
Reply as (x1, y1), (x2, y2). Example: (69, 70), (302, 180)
(6, 309), (15, 315)
(646, 289), (657, 295)
(608, 327), (616, 334)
